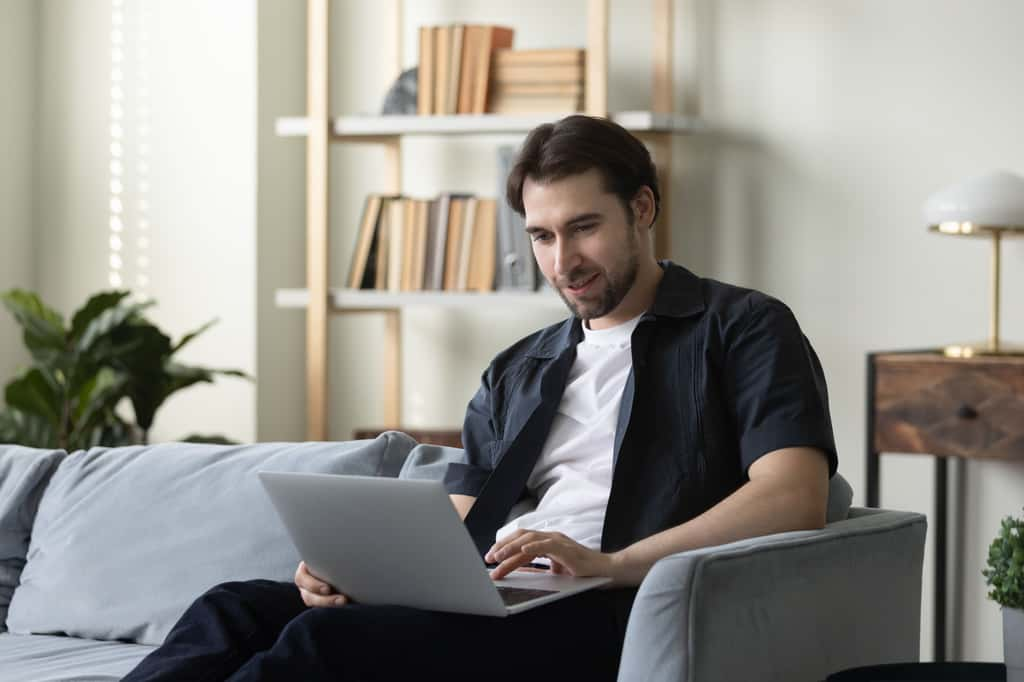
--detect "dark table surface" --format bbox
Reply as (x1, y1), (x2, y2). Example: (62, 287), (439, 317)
(827, 662), (1006, 681)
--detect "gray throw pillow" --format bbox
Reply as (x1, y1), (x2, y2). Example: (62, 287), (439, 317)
(0, 445), (66, 632)
(827, 473), (854, 523)
(6, 432), (416, 645)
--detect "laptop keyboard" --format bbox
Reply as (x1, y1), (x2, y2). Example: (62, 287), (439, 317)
(496, 586), (559, 607)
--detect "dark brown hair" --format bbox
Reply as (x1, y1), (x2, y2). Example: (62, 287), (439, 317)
(506, 115), (660, 225)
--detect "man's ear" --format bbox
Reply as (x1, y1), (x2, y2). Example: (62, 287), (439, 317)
(631, 186), (657, 230)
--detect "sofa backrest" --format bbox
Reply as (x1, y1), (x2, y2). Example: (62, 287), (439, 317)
(5, 433), (423, 645)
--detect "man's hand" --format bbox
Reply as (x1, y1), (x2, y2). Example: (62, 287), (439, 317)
(485, 530), (618, 582)
(294, 561), (350, 608)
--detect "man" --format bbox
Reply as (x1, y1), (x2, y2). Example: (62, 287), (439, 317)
(124, 115), (836, 681)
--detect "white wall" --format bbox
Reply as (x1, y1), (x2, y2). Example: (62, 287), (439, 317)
(258, 0), (1022, 663)
(33, 0), (257, 442)
(690, 0), (1024, 662)
(0, 0), (36, 388)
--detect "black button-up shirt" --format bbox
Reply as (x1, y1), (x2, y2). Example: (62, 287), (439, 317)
(445, 261), (838, 557)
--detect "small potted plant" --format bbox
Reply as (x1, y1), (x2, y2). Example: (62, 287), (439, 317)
(983, 508), (1024, 682)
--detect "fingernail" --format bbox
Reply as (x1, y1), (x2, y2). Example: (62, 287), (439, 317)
(320, 586), (329, 595)
(334, 597), (346, 605)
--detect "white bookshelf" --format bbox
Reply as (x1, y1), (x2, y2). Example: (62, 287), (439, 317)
(274, 111), (704, 138)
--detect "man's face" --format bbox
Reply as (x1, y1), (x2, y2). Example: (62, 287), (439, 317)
(522, 168), (641, 324)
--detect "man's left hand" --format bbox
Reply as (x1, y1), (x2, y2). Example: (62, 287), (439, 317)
(485, 530), (618, 581)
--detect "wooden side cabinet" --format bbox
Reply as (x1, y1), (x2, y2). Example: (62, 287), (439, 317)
(866, 351), (1024, 661)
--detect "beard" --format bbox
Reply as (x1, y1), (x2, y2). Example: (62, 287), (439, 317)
(555, 227), (640, 322)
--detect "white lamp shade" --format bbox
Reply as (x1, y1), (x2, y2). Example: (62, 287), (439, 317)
(923, 170), (1024, 227)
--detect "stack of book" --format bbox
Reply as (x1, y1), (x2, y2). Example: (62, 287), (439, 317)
(417, 25), (514, 115)
(347, 194), (499, 293)
(488, 48), (585, 114)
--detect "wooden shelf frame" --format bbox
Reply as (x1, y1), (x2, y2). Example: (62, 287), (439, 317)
(287, 0), (689, 439)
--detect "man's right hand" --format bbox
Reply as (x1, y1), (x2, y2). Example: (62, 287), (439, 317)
(294, 561), (349, 608)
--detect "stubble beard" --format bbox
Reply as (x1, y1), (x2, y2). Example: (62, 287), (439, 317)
(556, 227), (640, 323)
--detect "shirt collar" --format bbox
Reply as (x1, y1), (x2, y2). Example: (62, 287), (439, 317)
(525, 261), (705, 359)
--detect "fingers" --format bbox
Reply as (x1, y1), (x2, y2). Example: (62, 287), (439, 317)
(294, 561), (349, 608)
(485, 529), (530, 563)
(299, 587), (350, 608)
(489, 551), (538, 580)
(486, 530), (554, 564)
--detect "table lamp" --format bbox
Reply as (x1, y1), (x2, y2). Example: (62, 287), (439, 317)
(923, 170), (1024, 357)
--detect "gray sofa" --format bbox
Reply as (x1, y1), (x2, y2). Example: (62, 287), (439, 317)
(0, 433), (926, 682)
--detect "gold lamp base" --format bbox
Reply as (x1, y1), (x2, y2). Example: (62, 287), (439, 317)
(942, 341), (1024, 358)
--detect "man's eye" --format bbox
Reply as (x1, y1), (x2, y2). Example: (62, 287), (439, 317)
(574, 223), (596, 233)
(530, 232), (552, 243)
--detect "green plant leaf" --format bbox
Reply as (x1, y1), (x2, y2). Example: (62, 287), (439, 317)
(180, 433), (237, 445)
(1, 290), (67, 365)
(69, 291), (131, 342)
(0, 407), (58, 448)
(170, 318), (218, 355)
(4, 368), (62, 426)
(76, 299), (156, 358)
(984, 509), (1024, 610)
(69, 368), (129, 445)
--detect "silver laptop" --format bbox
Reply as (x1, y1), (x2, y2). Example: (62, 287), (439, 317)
(257, 471), (611, 617)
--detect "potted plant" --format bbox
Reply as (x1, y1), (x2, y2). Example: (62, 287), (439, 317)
(983, 508), (1024, 682)
(0, 289), (248, 449)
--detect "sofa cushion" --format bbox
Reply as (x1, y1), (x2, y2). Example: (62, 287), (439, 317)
(0, 445), (66, 632)
(6, 433), (416, 645)
(0, 632), (154, 682)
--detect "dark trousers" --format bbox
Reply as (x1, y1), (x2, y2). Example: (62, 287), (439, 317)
(122, 580), (636, 682)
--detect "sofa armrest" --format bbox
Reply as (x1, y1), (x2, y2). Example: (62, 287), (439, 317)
(617, 508), (927, 682)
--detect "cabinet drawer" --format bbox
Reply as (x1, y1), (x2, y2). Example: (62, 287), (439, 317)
(872, 354), (1024, 458)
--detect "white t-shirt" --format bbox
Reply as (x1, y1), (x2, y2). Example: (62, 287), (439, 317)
(495, 313), (643, 552)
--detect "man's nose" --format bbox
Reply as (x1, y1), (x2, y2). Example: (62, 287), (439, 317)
(553, 238), (580, 277)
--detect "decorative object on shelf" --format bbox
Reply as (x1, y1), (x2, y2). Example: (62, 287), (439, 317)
(0, 289), (248, 449)
(924, 170), (1024, 357)
(381, 67), (418, 115)
(982, 508), (1024, 682)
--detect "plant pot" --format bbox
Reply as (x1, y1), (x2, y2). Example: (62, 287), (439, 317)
(1007, 607), (1024, 682)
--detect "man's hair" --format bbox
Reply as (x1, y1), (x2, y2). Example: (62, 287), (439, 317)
(505, 115), (660, 226)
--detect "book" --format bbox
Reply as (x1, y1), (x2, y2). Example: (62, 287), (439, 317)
(400, 199), (418, 291)
(386, 199), (406, 292)
(456, 26), (481, 114)
(374, 199), (392, 290)
(495, 146), (537, 291)
(492, 48), (585, 67)
(409, 199), (429, 291)
(468, 198), (498, 292)
(446, 25), (465, 115)
(492, 63), (585, 84)
(434, 25), (452, 115)
(443, 198), (467, 291)
(489, 93), (582, 114)
(490, 81), (584, 97)
(470, 26), (514, 114)
(347, 194), (384, 289)
(422, 198), (440, 289)
(456, 198), (478, 291)
(417, 27), (435, 116)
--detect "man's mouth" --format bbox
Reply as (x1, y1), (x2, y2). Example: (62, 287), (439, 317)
(564, 272), (599, 295)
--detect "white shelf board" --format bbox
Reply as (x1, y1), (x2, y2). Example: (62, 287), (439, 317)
(275, 111), (703, 138)
(275, 288), (563, 311)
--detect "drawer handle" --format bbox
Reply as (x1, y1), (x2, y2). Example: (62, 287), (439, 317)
(957, 404), (979, 420)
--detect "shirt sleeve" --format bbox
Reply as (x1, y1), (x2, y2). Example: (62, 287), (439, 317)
(442, 368), (497, 497)
(725, 297), (838, 477)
